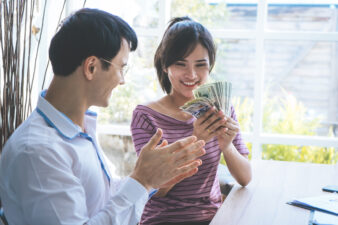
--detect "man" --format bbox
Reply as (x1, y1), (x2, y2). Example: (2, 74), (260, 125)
(0, 8), (206, 225)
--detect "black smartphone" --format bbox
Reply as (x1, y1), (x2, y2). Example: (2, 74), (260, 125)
(322, 185), (338, 193)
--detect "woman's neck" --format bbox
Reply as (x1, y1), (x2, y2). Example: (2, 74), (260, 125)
(167, 93), (193, 109)
(146, 92), (194, 121)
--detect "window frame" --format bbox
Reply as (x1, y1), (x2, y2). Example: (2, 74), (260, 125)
(68, 0), (338, 159)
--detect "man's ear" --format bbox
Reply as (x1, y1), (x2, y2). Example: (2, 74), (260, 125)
(83, 56), (97, 80)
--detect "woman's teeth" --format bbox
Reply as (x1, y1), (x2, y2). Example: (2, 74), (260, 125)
(183, 82), (195, 86)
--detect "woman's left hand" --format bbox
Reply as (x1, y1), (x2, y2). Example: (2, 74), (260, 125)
(216, 111), (240, 151)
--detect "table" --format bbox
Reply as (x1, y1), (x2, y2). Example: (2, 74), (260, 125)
(210, 160), (338, 225)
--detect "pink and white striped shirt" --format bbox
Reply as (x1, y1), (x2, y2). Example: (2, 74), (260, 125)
(131, 104), (249, 225)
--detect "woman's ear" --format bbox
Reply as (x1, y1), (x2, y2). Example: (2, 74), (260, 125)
(83, 56), (97, 80)
(163, 67), (168, 73)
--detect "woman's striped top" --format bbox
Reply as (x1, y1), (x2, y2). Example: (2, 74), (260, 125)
(131, 105), (249, 225)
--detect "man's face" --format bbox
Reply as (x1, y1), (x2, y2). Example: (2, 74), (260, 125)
(91, 39), (130, 107)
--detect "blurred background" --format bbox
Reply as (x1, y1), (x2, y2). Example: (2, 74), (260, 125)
(1, 0), (338, 177)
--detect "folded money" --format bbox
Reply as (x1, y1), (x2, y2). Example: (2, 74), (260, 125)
(180, 81), (232, 118)
(180, 97), (213, 118)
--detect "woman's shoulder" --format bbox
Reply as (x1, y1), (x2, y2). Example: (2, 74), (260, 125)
(133, 100), (164, 119)
(146, 100), (168, 113)
(134, 98), (166, 113)
(134, 97), (194, 124)
(143, 100), (160, 109)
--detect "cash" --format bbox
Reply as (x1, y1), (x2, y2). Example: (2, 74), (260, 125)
(180, 81), (232, 118)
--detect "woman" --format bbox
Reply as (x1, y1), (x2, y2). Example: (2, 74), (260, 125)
(131, 17), (252, 225)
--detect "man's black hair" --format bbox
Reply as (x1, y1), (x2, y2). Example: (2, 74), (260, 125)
(49, 8), (137, 76)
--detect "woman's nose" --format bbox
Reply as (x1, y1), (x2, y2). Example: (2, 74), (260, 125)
(186, 66), (197, 79)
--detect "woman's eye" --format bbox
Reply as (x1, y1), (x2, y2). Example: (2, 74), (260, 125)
(196, 63), (208, 68)
(175, 62), (186, 67)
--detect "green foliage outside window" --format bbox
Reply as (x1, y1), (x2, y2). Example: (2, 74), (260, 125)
(98, 84), (141, 124)
(261, 92), (337, 164)
(220, 91), (338, 165)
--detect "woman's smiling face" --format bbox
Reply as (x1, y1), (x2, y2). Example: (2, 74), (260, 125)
(166, 43), (210, 99)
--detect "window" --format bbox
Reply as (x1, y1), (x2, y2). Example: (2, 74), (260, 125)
(66, 0), (338, 163)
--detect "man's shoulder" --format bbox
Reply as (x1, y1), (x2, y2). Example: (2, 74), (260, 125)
(3, 110), (60, 154)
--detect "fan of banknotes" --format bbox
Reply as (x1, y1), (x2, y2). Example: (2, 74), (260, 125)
(180, 81), (232, 118)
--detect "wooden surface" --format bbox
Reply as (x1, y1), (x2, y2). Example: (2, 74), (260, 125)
(210, 160), (338, 225)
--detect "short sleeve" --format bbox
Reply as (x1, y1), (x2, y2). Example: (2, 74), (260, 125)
(130, 106), (156, 155)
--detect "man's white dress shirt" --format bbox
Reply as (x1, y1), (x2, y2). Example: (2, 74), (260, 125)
(0, 92), (149, 225)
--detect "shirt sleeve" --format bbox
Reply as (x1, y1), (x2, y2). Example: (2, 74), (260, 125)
(230, 105), (250, 155)
(10, 145), (148, 225)
(87, 177), (148, 225)
(130, 107), (156, 156)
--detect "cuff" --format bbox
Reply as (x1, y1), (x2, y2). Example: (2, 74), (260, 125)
(117, 177), (149, 205)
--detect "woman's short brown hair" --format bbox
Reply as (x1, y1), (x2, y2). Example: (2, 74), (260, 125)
(154, 17), (216, 94)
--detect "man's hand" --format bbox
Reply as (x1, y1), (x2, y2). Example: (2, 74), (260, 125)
(130, 128), (206, 191)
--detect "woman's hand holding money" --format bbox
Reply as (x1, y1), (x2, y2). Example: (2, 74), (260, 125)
(215, 111), (252, 187)
(216, 111), (240, 151)
(192, 107), (228, 142)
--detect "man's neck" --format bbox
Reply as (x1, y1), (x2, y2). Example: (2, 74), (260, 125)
(45, 75), (88, 130)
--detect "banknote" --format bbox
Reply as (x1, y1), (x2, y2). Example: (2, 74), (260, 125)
(180, 81), (232, 118)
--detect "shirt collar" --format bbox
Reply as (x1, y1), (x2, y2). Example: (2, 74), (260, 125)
(36, 90), (98, 140)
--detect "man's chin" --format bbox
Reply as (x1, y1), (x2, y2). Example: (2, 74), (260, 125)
(102, 102), (109, 108)
(101, 93), (113, 107)
(94, 100), (109, 108)
(102, 99), (110, 107)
